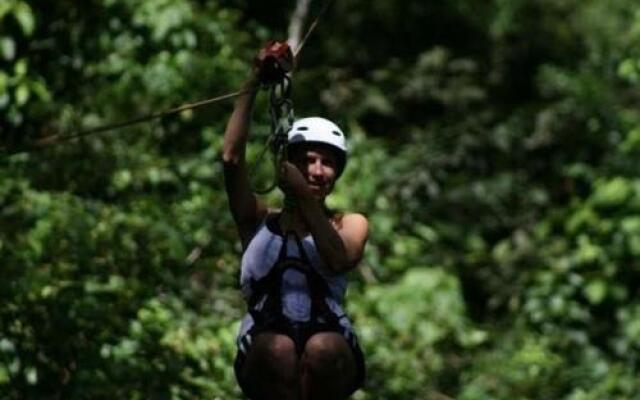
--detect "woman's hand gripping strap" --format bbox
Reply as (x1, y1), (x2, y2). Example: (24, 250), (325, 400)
(254, 41), (294, 86)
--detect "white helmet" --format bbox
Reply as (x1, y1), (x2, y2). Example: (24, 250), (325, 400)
(287, 117), (348, 175)
(288, 117), (347, 153)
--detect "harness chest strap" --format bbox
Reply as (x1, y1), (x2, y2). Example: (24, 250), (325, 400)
(247, 231), (340, 325)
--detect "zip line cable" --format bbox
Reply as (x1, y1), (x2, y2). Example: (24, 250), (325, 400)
(2, 0), (334, 156)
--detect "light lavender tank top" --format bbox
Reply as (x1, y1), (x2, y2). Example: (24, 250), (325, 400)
(239, 215), (348, 322)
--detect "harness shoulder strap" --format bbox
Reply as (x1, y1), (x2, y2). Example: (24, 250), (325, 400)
(248, 228), (338, 324)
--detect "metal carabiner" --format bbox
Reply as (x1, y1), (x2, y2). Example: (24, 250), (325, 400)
(251, 72), (296, 195)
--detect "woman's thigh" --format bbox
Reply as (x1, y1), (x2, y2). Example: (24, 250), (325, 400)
(236, 332), (299, 400)
(299, 332), (358, 400)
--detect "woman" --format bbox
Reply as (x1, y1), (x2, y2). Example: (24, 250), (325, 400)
(222, 54), (369, 400)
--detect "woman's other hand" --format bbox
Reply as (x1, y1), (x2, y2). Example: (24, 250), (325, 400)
(279, 161), (311, 198)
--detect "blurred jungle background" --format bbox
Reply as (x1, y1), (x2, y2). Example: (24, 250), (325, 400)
(2, 0), (640, 399)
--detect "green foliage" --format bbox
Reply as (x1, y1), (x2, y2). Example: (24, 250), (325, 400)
(2, 0), (640, 398)
(460, 332), (567, 400)
(0, 1), (50, 129)
(350, 268), (486, 399)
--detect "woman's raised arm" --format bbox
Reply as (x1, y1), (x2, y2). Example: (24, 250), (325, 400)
(222, 74), (268, 248)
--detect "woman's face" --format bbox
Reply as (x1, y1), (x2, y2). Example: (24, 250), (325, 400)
(290, 145), (339, 200)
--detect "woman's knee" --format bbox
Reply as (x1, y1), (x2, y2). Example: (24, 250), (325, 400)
(301, 332), (355, 379)
(247, 333), (298, 373)
(299, 333), (357, 399)
(241, 333), (300, 400)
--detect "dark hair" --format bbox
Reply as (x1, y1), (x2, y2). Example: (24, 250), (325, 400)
(287, 142), (347, 178)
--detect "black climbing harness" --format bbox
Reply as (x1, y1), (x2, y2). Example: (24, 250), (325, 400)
(246, 216), (343, 354)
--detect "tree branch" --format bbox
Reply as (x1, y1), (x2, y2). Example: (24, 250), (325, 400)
(288, 0), (312, 53)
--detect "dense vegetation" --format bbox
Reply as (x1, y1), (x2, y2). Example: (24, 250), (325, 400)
(2, 1), (640, 398)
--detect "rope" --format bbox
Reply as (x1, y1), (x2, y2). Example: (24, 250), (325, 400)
(1, 90), (253, 157)
(40, 90), (249, 145)
(2, 0), (334, 156)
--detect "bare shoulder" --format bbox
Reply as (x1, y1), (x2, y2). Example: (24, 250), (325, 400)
(335, 212), (369, 241)
(339, 212), (369, 229)
(333, 212), (369, 268)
